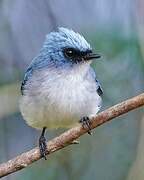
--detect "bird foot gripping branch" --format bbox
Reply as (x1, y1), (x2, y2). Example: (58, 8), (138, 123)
(79, 116), (92, 135)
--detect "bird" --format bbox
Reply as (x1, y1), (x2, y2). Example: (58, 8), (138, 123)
(20, 27), (103, 159)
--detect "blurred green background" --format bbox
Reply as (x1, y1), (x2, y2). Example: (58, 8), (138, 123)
(0, 0), (144, 180)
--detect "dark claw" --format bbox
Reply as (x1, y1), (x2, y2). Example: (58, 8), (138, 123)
(79, 116), (92, 135)
(39, 127), (47, 160)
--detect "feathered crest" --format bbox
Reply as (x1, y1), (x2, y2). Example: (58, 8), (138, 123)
(44, 27), (91, 51)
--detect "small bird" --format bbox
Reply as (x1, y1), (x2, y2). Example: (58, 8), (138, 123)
(20, 27), (103, 159)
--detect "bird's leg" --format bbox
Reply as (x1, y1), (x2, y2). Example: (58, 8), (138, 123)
(79, 116), (92, 135)
(39, 127), (47, 160)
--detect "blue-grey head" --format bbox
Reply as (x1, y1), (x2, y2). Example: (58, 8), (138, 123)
(21, 27), (101, 94)
(39, 27), (101, 67)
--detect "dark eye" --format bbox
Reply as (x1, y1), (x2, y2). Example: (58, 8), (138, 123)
(63, 48), (79, 59)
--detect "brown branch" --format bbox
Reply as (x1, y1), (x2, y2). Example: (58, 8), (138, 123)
(0, 93), (144, 178)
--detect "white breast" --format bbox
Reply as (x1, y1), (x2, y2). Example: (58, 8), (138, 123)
(20, 64), (102, 129)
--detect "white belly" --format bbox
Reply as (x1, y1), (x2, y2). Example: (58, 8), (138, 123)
(20, 67), (102, 129)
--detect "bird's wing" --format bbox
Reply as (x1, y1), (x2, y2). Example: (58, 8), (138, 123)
(89, 68), (103, 96)
(95, 78), (103, 96)
(21, 66), (33, 95)
(20, 54), (52, 95)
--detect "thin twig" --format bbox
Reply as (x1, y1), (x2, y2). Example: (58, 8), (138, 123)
(0, 93), (144, 178)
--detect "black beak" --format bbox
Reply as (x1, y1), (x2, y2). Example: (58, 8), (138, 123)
(84, 53), (101, 61)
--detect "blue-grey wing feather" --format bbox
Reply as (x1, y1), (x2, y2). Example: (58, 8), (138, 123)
(21, 66), (33, 95)
(95, 78), (103, 96)
(89, 68), (103, 96)
(21, 53), (50, 95)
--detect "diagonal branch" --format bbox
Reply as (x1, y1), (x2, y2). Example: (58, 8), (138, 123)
(0, 93), (144, 178)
